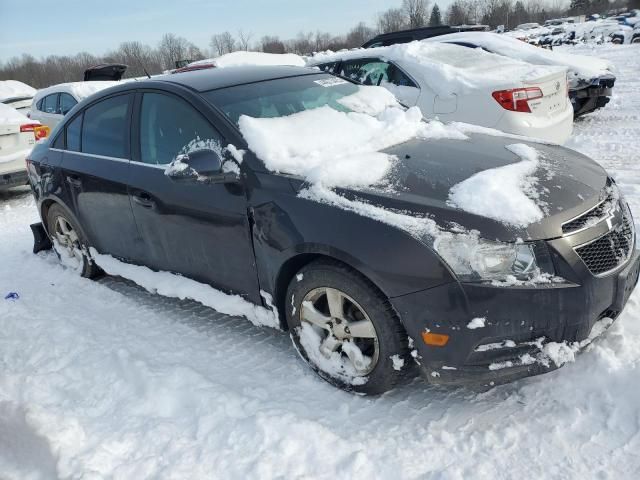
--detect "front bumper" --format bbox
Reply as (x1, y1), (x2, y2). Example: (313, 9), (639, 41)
(391, 247), (640, 389)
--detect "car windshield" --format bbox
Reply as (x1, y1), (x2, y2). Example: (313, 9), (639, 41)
(203, 74), (360, 125)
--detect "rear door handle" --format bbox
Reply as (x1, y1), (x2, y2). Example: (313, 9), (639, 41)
(66, 175), (82, 187)
(132, 191), (156, 209)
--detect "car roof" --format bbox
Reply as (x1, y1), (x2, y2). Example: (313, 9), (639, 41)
(150, 65), (321, 92)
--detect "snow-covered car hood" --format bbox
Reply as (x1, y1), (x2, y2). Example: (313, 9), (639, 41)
(335, 131), (609, 242)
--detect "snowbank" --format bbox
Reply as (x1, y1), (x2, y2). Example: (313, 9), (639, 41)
(448, 143), (546, 227)
(90, 248), (280, 329)
(0, 80), (36, 101)
(189, 51), (306, 69)
(425, 32), (613, 87)
(310, 42), (565, 97)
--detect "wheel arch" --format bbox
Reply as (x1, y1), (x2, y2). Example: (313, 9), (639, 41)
(273, 248), (399, 331)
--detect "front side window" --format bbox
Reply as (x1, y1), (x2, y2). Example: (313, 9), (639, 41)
(139, 93), (222, 165)
(59, 93), (77, 115)
(42, 94), (58, 114)
(81, 94), (130, 158)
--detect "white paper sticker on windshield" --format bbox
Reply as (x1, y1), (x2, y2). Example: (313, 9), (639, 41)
(314, 78), (349, 87)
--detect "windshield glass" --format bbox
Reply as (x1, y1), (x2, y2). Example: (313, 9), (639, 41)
(203, 74), (359, 125)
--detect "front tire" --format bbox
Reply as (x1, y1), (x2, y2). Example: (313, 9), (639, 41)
(46, 204), (99, 278)
(286, 259), (413, 395)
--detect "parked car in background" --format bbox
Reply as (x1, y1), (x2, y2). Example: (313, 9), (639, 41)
(516, 22), (541, 30)
(424, 32), (616, 117)
(26, 66), (639, 394)
(310, 42), (573, 143)
(632, 23), (640, 43)
(0, 104), (47, 190)
(361, 25), (489, 48)
(83, 64), (127, 81)
(0, 80), (37, 114)
(29, 82), (118, 129)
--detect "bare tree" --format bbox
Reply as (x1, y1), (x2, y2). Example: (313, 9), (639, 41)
(260, 36), (286, 54)
(403, 0), (431, 28)
(158, 33), (192, 69)
(377, 8), (408, 33)
(346, 22), (376, 47)
(238, 30), (253, 51)
(210, 31), (236, 56)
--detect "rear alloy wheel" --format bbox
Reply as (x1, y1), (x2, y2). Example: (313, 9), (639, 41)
(286, 260), (412, 394)
(46, 204), (98, 278)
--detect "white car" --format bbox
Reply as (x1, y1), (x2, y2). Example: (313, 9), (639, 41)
(310, 42), (573, 144)
(0, 80), (36, 114)
(29, 81), (117, 129)
(423, 32), (616, 117)
(0, 104), (43, 190)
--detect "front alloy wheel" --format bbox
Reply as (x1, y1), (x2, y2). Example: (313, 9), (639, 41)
(287, 260), (413, 394)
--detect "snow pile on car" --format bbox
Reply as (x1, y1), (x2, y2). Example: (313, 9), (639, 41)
(310, 42), (566, 97)
(0, 80), (36, 101)
(34, 81), (118, 104)
(238, 86), (467, 188)
(0, 102), (29, 126)
(448, 143), (547, 227)
(187, 51), (306, 69)
(425, 32), (614, 87)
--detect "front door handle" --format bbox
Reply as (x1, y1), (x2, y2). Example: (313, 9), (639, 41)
(132, 191), (156, 209)
(66, 175), (82, 187)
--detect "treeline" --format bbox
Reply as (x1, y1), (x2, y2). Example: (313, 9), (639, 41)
(1, 0), (637, 88)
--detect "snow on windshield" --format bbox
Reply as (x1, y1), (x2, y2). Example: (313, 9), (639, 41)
(448, 143), (547, 227)
(310, 42), (565, 97)
(238, 86), (467, 188)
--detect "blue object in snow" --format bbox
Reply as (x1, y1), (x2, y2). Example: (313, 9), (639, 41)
(4, 292), (20, 300)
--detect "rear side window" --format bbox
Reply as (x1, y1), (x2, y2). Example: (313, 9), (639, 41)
(81, 94), (130, 158)
(139, 92), (221, 165)
(42, 94), (58, 114)
(59, 93), (77, 115)
(66, 114), (82, 152)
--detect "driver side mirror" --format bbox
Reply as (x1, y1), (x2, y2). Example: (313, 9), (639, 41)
(164, 149), (240, 184)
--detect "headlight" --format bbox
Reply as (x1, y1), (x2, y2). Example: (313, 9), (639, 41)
(434, 236), (540, 282)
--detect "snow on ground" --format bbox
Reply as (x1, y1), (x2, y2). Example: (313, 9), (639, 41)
(2, 43), (640, 479)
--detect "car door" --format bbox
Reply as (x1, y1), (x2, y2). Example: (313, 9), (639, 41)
(338, 58), (421, 107)
(59, 92), (145, 261)
(127, 90), (260, 301)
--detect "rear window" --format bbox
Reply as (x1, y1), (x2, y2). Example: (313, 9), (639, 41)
(81, 94), (130, 158)
(66, 114), (82, 152)
(42, 94), (58, 114)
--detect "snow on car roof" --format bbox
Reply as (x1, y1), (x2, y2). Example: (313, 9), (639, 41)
(33, 81), (119, 103)
(0, 102), (29, 125)
(188, 51), (306, 69)
(425, 32), (613, 81)
(0, 80), (36, 102)
(309, 42), (565, 97)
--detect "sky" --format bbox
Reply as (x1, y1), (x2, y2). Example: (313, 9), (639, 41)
(0, 0), (456, 62)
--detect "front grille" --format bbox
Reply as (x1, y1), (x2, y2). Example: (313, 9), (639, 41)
(575, 213), (634, 275)
(562, 188), (617, 235)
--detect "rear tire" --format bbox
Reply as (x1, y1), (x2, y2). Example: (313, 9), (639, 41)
(286, 259), (413, 395)
(46, 204), (99, 278)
